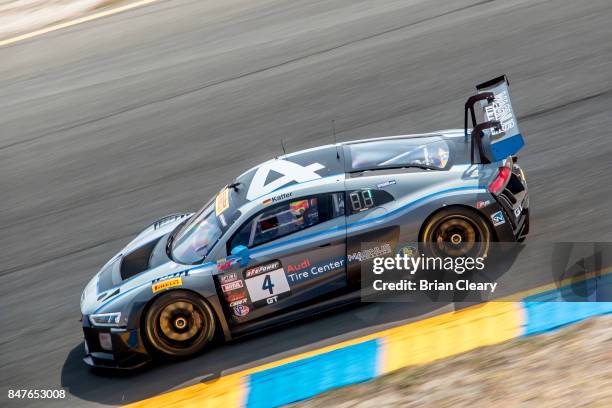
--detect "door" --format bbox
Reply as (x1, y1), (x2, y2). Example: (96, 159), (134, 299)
(343, 183), (400, 287)
(221, 192), (347, 323)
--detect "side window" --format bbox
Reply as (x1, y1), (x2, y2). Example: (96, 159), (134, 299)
(347, 189), (394, 214)
(229, 193), (344, 250)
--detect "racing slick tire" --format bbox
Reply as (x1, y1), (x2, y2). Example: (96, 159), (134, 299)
(420, 207), (492, 259)
(143, 290), (216, 359)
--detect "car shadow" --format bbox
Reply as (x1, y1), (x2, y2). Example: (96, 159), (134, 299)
(62, 245), (526, 405)
(61, 299), (452, 404)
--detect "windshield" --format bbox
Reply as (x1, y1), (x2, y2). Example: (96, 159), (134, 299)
(170, 202), (223, 264)
(348, 138), (451, 171)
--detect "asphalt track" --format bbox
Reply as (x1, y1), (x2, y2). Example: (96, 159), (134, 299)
(1, 0), (611, 406)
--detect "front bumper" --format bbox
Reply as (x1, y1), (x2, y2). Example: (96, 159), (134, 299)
(82, 321), (151, 369)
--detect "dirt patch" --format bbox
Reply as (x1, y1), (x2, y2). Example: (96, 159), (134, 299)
(291, 315), (612, 408)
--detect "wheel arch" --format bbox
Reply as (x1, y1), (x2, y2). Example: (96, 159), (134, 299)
(138, 288), (227, 352)
(418, 204), (499, 243)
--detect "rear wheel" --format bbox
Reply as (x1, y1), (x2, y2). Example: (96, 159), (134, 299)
(421, 207), (492, 259)
(144, 291), (216, 359)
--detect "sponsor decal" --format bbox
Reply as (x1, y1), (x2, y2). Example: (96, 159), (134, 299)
(476, 200), (491, 209)
(310, 259), (344, 275)
(286, 259), (310, 273)
(246, 160), (325, 201)
(233, 304), (250, 317)
(229, 297), (248, 307)
(217, 258), (237, 272)
(287, 258), (345, 284)
(245, 260), (282, 278)
(484, 90), (516, 135)
(225, 290), (247, 303)
(221, 280), (244, 292)
(376, 180), (397, 189)
(263, 192), (293, 206)
(348, 243), (392, 263)
(219, 271), (238, 284)
(491, 211), (506, 226)
(152, 270), (188, 283)
(215, 187), (230, 216)
(151, 277), (182, 293)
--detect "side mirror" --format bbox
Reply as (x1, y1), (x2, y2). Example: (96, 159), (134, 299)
(231, 245), (250, 267)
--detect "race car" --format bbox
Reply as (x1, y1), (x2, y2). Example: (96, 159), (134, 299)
(80, 76), (529, 368)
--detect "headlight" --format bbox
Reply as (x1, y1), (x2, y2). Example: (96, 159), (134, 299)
(89, 312), (122, 327)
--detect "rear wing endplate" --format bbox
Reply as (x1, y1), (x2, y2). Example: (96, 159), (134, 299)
(464, 75), (524, 164)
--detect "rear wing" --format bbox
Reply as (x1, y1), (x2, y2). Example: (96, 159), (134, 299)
(464, 75), (524, 164)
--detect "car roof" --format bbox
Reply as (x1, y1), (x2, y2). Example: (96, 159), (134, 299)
(223, 130), (465, 219)
(340, 129), (463, 145)
(237, 129), (464, 179)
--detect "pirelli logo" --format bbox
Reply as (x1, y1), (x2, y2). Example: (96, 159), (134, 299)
(151, 277), (183, 293)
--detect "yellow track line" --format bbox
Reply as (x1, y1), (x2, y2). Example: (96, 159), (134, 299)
(126, 268), (611, 407)
(214, 266), (609, 378)
(0, 0), (162, 48)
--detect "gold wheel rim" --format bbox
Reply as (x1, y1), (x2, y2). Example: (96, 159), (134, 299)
(158, 301), (203, 342)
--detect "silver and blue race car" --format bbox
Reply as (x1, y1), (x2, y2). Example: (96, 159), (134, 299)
(80, 76), (529, 369)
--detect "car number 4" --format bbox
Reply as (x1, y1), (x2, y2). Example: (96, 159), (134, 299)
(244, 268), (291, 302)
(262, 275), (275, 294)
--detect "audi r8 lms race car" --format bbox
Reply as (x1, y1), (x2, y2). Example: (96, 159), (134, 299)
(80, 76), (529, 369)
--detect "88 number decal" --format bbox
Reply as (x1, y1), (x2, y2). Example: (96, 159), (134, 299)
(349, 190), (374, 212)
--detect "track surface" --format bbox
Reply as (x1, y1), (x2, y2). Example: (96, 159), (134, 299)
(1, 0), (611, 406)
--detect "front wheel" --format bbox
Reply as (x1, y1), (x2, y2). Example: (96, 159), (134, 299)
(143, 291), (216, 359)
(420, 207), (492, 259)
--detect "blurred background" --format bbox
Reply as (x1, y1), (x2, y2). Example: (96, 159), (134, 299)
(1, 0), (611, 406)
(0, 0), (113, 39)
